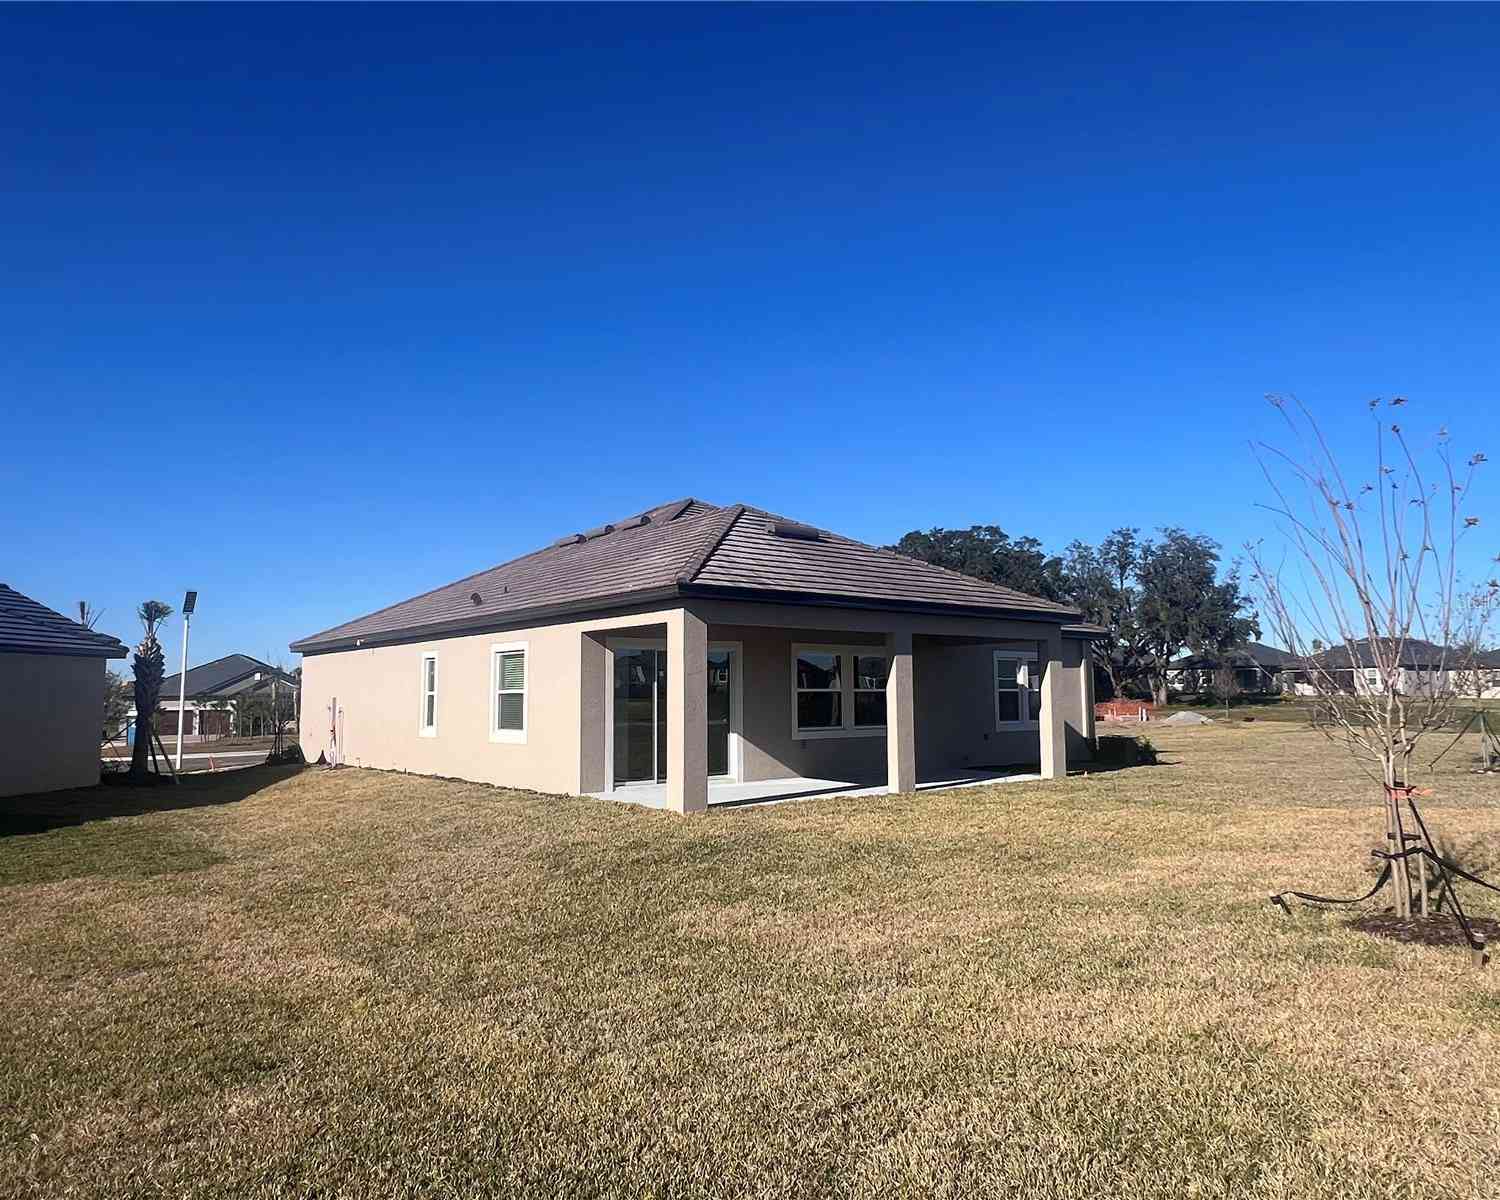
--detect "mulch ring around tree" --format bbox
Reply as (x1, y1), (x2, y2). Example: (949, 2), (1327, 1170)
(1349, 912), (1500, 951)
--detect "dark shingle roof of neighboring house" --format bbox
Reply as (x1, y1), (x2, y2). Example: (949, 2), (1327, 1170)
(0, 584), (127, 658)
(1307, 638), (1453, 670)
(160, 653), (297, 700)
(291, 498), (1082, 654)
(1170, 641), (1299, 672)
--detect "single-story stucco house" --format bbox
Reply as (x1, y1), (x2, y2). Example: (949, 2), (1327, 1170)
(145, 653), (300, 737)
(1166, 641), (1298, 696)
(0, 583), (127, 797)
(1289, 637), (1474, 698)
(291, 499), (1102, 813)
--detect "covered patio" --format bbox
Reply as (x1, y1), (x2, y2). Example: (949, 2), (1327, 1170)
(588, 766), (1042, 810)
(575, 596), (1096, 814)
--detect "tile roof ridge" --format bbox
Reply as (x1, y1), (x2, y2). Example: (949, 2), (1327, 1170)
(677, 503), (746, 584)
(858, 527), (1081, 616)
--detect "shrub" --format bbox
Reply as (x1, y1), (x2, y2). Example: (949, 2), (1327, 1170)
(1093, 733), (1158, 767)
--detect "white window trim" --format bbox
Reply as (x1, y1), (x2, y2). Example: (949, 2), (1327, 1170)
(791, 643), (887, 740)
(418, 651), (438, 737)
(490, 641), (528, 744)
(994, 649), (1041, 731)
(851, 649), (892, 730)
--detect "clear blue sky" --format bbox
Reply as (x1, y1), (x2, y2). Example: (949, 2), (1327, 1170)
(4, 4), (1497, 668)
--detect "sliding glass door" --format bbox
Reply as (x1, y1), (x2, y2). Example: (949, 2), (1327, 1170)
(613, 648), (667, 785)
(707, 649), (731, 777)
(612, 645), (734, 786)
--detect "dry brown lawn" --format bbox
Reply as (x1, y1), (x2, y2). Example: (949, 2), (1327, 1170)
(3, 722), (1499, 1199)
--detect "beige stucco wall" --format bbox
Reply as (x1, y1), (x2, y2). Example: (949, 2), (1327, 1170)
(302, 617), (590, 794)
(0, 652), (108, 797)
(298, 601), (1095, 797)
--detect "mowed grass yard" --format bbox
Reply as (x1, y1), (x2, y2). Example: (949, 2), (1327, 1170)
(4, 724), (1500, 1199)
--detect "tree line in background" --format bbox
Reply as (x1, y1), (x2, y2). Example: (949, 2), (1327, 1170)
(887, 524), (1258, 705)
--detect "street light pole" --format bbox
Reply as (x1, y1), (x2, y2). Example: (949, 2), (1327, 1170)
(174, 591), (197, 771)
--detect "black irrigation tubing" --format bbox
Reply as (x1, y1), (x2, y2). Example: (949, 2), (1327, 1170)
(1272, 795), (1499, 953)
(1270, 860), (1391, 911)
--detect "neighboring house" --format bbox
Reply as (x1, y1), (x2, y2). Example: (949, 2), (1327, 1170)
(292, 498), (1102, 814)
(149, 654), (300, 736)
(1166, 642), (1298, 696)
(1452, 648), (1500, 700)
(1288, 637), (1473, 697)
(0, 583), (127, 797)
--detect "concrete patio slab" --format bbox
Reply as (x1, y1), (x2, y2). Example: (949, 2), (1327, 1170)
(591, 767), (1040, 810)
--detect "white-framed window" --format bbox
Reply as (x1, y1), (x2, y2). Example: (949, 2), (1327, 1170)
(853, 653), (889, 728)
(994, 650), (1041, 729)
(491, 642), (528, 743)
(418, 652), (438, 736)
(791, 644), (888, 738)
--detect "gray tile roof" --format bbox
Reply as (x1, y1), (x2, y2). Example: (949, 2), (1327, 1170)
(160, 653), (296, 700)
(291, 498), (1081, 654)
(693, 506), (1079, 616)
(0, 584), (127, 658)
(1170, 641), (1299, 672)
(1307, 638), (1454, 670)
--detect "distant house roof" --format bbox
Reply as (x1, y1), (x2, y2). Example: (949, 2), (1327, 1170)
(1307, 638), (1453, 670)
(1170, 641), (1298, 673)
(0, 584), (127, 659)
(160, 653), (297, 700)
(291, 498), (1082, 654)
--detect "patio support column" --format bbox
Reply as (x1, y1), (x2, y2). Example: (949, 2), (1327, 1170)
(1039, 633), (1068, 780)
(578, 632), (608, 794)
(666, 608), (708, 815)
(885, 630), (916, 794)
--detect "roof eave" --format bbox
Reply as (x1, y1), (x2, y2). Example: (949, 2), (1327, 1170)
(678, 583), (1082, 625)
(291, 578), (1083, 655)
(1, 642), (128, 659)
(290, 584), (688, 655)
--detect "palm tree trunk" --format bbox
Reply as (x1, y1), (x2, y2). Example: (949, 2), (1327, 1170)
(129, 695), (157, 779)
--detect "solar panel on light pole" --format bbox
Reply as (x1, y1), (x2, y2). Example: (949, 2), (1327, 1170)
(175, 591), (197, 771)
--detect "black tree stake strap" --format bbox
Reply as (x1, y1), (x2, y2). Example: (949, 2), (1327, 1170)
(1271, 789), (1500, 956)
(1270, 861), (1392, 912)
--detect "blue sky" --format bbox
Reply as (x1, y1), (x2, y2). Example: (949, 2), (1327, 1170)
(3, 4), (1497, 668)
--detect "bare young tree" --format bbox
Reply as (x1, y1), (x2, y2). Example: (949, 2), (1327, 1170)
(1210, 657), (1241, 720)
(1247, 395), (1496, 920)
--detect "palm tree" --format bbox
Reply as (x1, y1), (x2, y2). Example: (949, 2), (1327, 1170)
(128, 600), (174, 782)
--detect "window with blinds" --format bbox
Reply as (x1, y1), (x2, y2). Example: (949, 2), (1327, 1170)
(492, 644), (527, 741)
